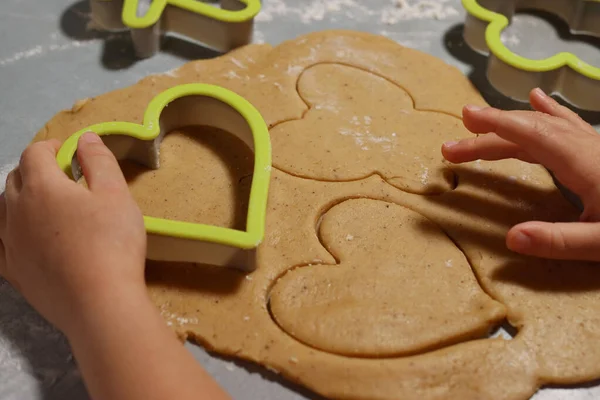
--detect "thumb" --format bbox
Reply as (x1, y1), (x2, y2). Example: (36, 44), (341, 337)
(76, 132), (128, 193)
(507, 221), (600, 261)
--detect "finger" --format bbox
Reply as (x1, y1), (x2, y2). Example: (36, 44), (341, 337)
(442, 133), (537, 164)
(76, 132), (128, 193)
(529, 88), (597, 135)
(18, 140), (65, 184)
(461, 105), (589, 187)
(507, 221), (600, 261)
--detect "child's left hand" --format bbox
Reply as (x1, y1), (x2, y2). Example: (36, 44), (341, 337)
(0, 133), (147, 336)
(0, 133), (230, 400)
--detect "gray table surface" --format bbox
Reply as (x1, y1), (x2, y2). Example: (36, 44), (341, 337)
(2, 1), (600, 399)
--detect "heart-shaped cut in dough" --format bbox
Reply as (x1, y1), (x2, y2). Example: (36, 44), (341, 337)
(269, 198), (506, 357)
(270, 63), (472, 195)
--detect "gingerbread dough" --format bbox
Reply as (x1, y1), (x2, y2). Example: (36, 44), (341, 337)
(34, 31), (600, 400)
(270, 198), (506, 357)
(271, 63), (469, 194)
(120, 127), (253, 226)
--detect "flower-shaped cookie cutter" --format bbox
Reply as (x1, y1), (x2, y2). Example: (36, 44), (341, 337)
(462, 0), (600, 111)
(56, 84), (272, 271)
(89, 0), (261, 58)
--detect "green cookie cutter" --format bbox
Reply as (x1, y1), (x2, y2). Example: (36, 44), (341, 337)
(56, 83), (272, 271)
(462, 0), (600, 111)
(89, 0), (261, 58)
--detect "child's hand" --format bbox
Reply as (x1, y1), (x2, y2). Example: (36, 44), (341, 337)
(1, 133), (229, 400)
(442, 88), (600, 262)
(0, 132), (146, 336)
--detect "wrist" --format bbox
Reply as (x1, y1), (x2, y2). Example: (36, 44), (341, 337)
(64, 280), (154, 345)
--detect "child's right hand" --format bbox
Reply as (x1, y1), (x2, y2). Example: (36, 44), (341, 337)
(443, 88), (600, 262)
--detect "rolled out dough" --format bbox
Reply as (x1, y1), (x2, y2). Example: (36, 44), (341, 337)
(35, 30), (600, 400)
(271, 63), (467, 194)
(270, 198), (506, 357)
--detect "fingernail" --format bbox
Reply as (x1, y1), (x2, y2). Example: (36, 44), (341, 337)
(444, 141), (459, 148)
(533, 87), (546, 97)
(464, 104), (483, 112)
(80, 132), (101, 144)
(510, 231), (532, 251)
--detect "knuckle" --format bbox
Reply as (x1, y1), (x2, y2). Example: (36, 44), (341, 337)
(490, 108), (507, 122)
(6, 169), (18, 186)
(556, 103), (582, 122)
(102, 179), (127, 194)
(529, 117), (553, 138)
(465, 136), (478, 149)
(468, 137), (483, 157)
(549, 226), (568, 258)
(47, 139), (63, 153)
(48, 138), (62, 148)
(20, 141), (55, 166)
(5, 171), (11, 188)
(19, 144), (38, 164)
(84, 143), (115, 160)
(556, 103), (571, 116)
(488, 108), (503, 119)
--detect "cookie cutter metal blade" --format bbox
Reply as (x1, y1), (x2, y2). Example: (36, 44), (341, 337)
(56, 84), (272, 272)
(462, 0), (600, 111)
(89, 0), (261, 58)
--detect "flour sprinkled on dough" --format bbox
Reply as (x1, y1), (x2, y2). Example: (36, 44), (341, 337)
(230, 57), (247, 69)
(161, 311), (198, 327)
(286, 65), (304, 75)
(420, 167), (429, 184)
(225, 70), (241, 79)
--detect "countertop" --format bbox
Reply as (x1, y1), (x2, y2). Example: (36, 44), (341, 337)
(1, 1), (600, 399)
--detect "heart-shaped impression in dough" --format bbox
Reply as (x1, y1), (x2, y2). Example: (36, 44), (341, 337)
(56, 84), (271, 271)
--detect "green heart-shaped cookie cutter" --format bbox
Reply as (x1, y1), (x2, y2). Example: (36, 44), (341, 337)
(56, 83), (271, 271)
